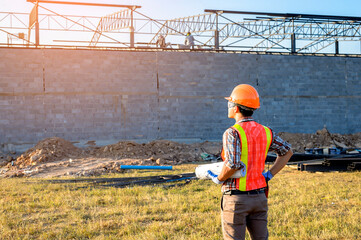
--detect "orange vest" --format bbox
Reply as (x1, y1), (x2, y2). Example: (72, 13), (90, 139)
(223, 121), (273, 191)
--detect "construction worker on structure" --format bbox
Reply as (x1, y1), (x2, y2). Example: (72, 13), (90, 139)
(156, 34), (166, 48)
(206, 84), (293, 240)
(184, 32), (195, 49)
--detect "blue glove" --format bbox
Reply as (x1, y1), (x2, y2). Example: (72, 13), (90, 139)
(262, 171), (273, 182)
(206, 170), (224, 184)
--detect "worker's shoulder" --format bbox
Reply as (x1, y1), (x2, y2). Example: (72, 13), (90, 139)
(250, 121), (273, 131)
(223, 126), (240, 137)
(235, 121), (274, 134)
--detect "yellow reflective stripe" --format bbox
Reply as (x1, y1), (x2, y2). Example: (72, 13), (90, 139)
(263, 126), (272, 159)
(233, 124), (248, 191)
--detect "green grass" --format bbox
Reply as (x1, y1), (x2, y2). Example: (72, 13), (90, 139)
(0, 165), (360, 240)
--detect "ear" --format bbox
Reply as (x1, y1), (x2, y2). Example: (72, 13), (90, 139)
(234, 106), (240, 113)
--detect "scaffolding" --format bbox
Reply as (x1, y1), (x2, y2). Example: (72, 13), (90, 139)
(1, 3), (361, 55)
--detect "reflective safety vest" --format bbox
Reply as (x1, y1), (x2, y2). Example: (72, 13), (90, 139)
(225, 121), (273, 191)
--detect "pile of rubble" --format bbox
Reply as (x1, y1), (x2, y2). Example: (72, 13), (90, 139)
(88, 140), (218, 164)
(1, 128), (360, 178)
(6, 137), (84, 170)
(278, 128), (361, 153)
(1, 138), (221, 178)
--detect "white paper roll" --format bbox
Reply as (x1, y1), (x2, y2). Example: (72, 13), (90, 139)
(195, 162), (245, 179)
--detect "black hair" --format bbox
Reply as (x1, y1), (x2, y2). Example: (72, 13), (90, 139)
(237, 105), (254, 117)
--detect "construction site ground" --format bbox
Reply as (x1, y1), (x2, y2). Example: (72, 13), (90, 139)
(1, 128), (360, 178)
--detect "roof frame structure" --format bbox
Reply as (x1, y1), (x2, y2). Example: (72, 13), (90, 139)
(26, 0), (140, 47)
(2, 7), (361, 54)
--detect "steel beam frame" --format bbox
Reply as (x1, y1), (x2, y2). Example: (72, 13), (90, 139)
(89, 9), (132, 47)
(25, 0), (139, 48)
(2, 8), (361, 54)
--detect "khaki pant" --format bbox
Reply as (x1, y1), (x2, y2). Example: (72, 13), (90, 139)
(221, 193), (268, 240)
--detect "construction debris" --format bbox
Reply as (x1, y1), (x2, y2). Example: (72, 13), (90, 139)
(1, 128), (360, 178)
(88, 140), (220, 164)
(200, 153), (221, 162)
(2, 138), (221, 178)
(297, 155), (361, 172)
(278, 128), (361, 153)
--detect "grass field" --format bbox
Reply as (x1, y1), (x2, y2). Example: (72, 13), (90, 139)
(0, 165), (360, 240)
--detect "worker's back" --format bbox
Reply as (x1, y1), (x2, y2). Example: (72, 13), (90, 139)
(185, 35), (194, 46)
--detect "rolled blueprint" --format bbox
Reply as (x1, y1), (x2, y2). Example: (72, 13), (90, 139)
(195, 161), (246, 179)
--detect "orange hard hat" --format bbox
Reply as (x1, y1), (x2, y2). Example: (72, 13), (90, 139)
(225, 84), (260, 109)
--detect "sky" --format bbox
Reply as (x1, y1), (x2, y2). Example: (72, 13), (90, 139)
(2, 0), (361, 21)
(2, 0), (361, 52)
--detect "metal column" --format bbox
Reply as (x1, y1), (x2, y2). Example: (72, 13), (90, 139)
(214, 13), (219, 50)
(130, 9), (134, 48)
(335, 40), (339, 54)
(35, 4), (39, 47)
(291, 33), (296, 53)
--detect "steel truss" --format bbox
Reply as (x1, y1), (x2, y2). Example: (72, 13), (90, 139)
(155, 10), (361, 53)
(89, 8), (133, 46)
(1, 7), (361, 54)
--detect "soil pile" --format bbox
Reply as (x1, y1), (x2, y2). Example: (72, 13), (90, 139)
(1, 128), (360, 178)
(89, 140), (221, 165)
(1, 139), (221, 178)
(8, 137), (84, 169)
(279, 128), (361, 152)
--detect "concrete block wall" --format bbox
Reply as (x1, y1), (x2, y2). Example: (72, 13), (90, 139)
(0, 48), (360, 150)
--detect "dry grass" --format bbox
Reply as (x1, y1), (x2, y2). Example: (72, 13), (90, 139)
(0, 165), (360, 240)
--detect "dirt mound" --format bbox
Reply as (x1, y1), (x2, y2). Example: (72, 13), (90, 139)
(90, 140), (221, 164)
(2, 129), (360, 178)
(279, 128), (361, 152)
(8, 137), (84, 169)
(2, 138), (221, 178)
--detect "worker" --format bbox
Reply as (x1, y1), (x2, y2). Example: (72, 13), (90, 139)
(156, 34), (166, 48)
(184, 32), (195, 49)
(207, 84), (293, 240)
